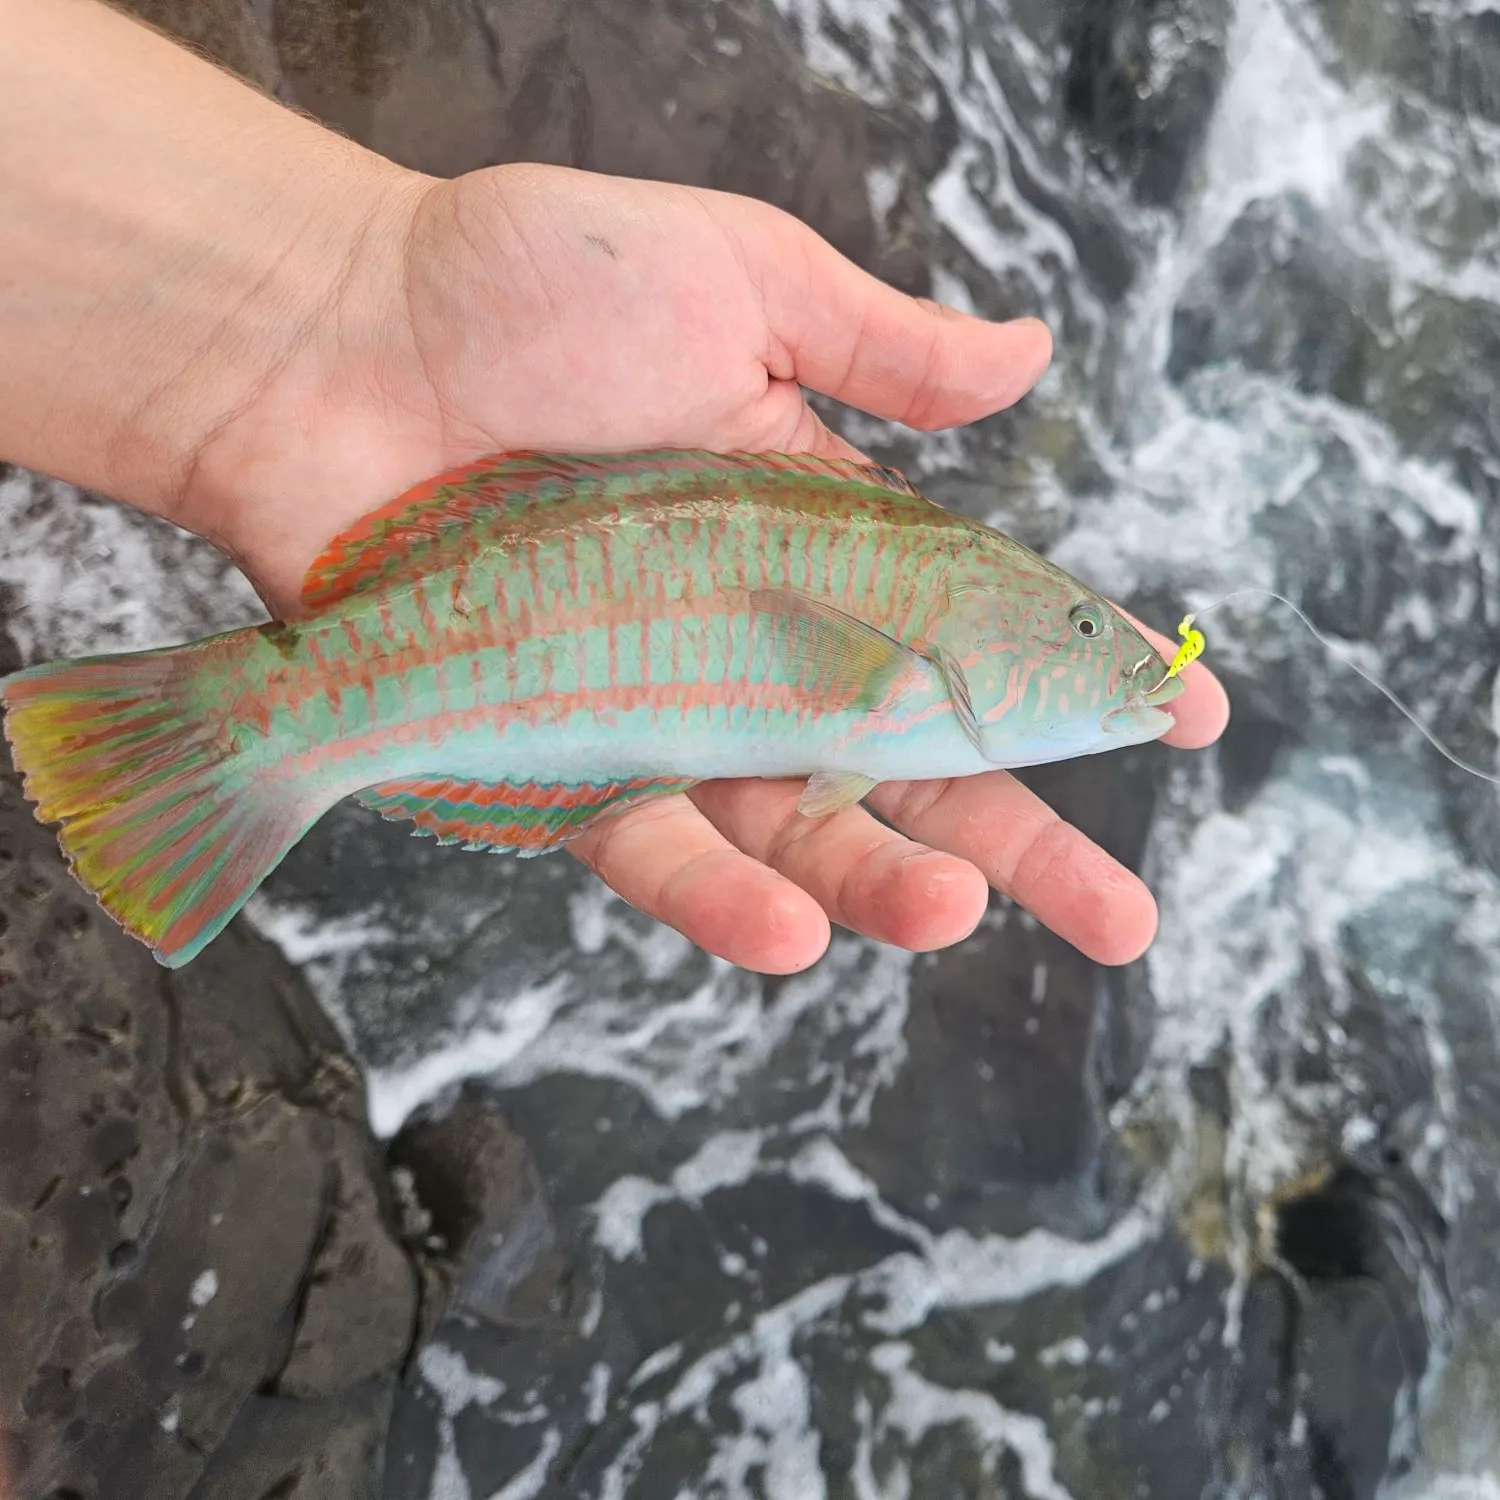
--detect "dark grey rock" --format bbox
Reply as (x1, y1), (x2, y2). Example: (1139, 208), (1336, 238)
(842, 907), (1141, 1242)
(1168, 192), (1395, 408)
(136, 0), (883, 274)
(0, 618), (419, 1500)
(388, 1086), (567, 1340)
(1061, 0), (1234, 208)
(1373, 289), (1500, 514)
(1169, 190), (1500, 516)
(1299, 0), (1500, 125)
(183, 1381), (396, 1500)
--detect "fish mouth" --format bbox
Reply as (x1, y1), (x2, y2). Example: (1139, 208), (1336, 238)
(1125, 652), (1186, 708)
(1100, 657), (1185, 741)
(1143, 673), (1185, 707)
(1101, 703), (1177, 741)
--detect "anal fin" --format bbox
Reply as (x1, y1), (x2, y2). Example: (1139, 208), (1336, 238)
(355, 774), (698, 854)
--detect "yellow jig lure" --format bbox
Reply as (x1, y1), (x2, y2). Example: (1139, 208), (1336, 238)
(1162, 615), (1207, 681)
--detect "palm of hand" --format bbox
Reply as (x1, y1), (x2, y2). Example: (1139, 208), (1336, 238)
(209, 163), (1227, 974)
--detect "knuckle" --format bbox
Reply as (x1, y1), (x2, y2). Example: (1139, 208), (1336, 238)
(879, 777), (956, 827)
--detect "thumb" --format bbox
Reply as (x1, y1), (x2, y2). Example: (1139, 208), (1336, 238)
(734, 198), (1054, 429)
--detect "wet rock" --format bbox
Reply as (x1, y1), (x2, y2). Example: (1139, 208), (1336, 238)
(1300, 0), (1500, 125)
(842, 907), (1137, 1241)
(0, 622), (419, 1500)
(1170, 187), (1500, 518)
(273, 1150), (422, 1399)
(1061, 0), (1235, 207)
(1169, 192), (1394, 406)
(1114, 915), (1452, 1497)
(388, 1085), (567, 1340)
(183, 1381), (395, 1500)
(1372, 289), (1500, 513)
(127, 0), (880, 272)
(1221, 1167), (1434, 1500)
(1343, 103), (1500, 279)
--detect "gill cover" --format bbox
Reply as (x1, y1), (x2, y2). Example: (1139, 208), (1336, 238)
(925, 582), (1042, 761)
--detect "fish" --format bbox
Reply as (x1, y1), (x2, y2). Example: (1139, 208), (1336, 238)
(0, 449), (1184, 969)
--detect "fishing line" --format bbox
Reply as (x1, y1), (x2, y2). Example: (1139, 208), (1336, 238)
(1158, 586), (1500, 788)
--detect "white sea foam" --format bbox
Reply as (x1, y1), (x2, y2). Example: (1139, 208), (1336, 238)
(595, 1130), (767, 1260)
(417, 1343), (508, 1500)
(870, 1343), (1075, 1500)
(340, 924), (915, 1139)
(0, 470), (261, 663)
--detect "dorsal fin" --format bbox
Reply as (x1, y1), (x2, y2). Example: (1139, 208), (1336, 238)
(297, 450), (931, 613)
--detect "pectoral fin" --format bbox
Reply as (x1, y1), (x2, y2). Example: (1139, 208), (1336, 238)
(797, 770), (879, 818)
(749, 588), (920, 712)
(933, 645), (984, 754)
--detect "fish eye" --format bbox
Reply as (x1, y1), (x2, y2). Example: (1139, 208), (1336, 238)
(1069, 603), (1106, 639)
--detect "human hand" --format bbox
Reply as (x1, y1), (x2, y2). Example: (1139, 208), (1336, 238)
(0, 0), (1226, 973)
(180, 163), (1227, 973)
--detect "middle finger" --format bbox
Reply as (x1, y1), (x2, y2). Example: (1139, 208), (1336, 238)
(866, 770), (1160, 965)
(689, 777), (991, 952)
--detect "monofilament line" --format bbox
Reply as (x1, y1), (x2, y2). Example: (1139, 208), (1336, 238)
(1177, 587), (1500, 788)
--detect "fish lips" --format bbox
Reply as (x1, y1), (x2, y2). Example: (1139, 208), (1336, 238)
(1143, 672), (1186, 708)
(1101, 704), (1176, 741)
(1101, 672), (1184, 741)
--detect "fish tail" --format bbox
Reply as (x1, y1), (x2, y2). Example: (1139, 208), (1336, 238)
(1, 639), (320, 967)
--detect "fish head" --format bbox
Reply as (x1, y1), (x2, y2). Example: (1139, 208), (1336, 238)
(933, 567), (1183, 767)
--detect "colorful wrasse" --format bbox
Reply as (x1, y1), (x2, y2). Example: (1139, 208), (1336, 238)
(0, 450), (1183, 968)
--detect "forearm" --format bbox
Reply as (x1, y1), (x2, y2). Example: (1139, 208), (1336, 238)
(0, 0), (411, 523)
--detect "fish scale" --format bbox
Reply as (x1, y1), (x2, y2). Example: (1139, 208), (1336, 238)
(277, 496), (934, 764)
(0, 449), (1182, 967)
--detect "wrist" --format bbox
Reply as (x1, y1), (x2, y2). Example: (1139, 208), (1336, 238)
(0, 0), (427, 567)
(174, 163), (441, 612)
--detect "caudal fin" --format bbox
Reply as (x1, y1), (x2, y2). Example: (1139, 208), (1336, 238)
(1, 642), (316, 967)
